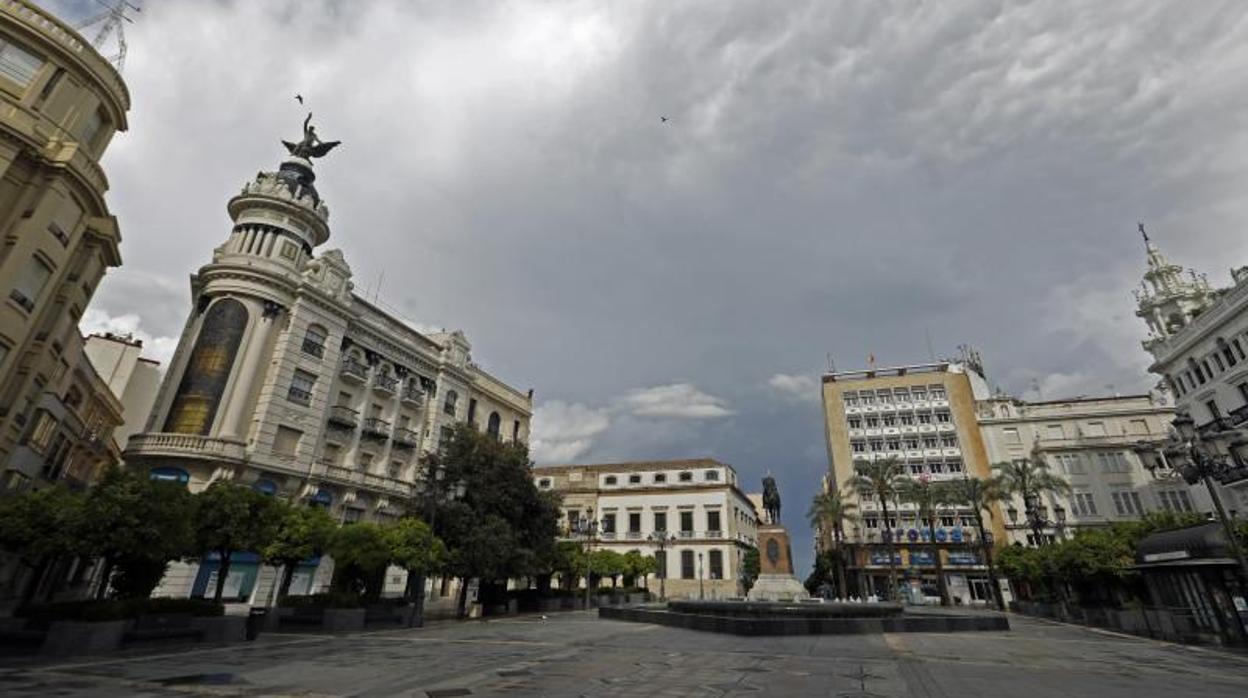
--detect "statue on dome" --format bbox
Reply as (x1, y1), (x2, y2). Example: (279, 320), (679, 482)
(283, 113), (341, 160)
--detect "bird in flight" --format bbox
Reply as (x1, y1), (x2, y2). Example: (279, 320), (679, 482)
(660, 116), (668, 123)
(295, 94), (304, 104)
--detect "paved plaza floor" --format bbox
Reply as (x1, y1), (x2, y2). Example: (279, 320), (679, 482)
(1, 611), (1246, 697)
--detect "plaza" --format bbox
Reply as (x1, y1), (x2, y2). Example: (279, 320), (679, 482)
(2, 611), (1246, 697)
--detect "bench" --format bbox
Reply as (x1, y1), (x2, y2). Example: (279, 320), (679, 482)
(123, 613), (203, 644)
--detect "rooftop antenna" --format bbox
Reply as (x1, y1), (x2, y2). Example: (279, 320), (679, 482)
(75, 0), (141, 72)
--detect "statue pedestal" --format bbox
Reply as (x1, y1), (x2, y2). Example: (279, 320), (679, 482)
(747, 524), (809, 602)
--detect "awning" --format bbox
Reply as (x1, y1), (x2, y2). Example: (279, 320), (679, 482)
(1132, 557), (1238, 570)
(1135, 522), (1234, 566)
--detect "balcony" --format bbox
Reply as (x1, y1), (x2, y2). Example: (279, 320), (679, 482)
(706, 529), (723, 539)
(625, 531), (643, 540)
(373, 374), (398, 396)
(125, 433), (246, 464)
(678, 530), (695, 539)
(361, 417), (390, 440)
(301, 338), (325, 359)
(600, 531), (617, 540)
(327, 405), (358, 429)
(401, 386), (424, 406)
(1229, 404), (1248, 427)
(392, 427), (420, 448)
(340, 359), (368, 384)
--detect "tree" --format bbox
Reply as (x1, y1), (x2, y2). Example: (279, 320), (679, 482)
(79, 467), (193, 599)
(441, 512), (514, 616)
(386, 517), (447, 625)
(807, 490), (859, 599)
(741, 547), (760, 594)
(0, 486), (85, 604)
(623, 549), (656, 589)
(845, 457), (907, 600)
(262, 502), (337, 603)
(190, 482), (282, 602)
(328, 522), (393, 600)
(994, 450), (1071, 546)
(944, 474), (1010, 609)
(552, 541), (586, 590)
(897, 478), (953, 606)
(590, 549), (627, 588)
(804, 551), (834, 596)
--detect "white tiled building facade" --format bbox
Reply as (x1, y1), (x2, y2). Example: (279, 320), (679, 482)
(534, 459), (760, 599)
(124, 131), (532, 601)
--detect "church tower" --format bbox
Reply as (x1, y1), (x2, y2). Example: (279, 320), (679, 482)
(1134, 224), (1217, 356)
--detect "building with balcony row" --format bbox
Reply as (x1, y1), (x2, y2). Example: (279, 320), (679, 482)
(0, 1), (130, 492)
(533, 458), (760, 599)
(123, 119), (532, 601)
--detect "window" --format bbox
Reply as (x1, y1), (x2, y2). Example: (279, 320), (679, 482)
(1159, 490), (1193, 513)
(708, 550), (723, 579)
(679, 471), (693, 482)
(947, 459), (963, 473)
(322, 443), (341, 465)
(604, 475), (618, 486)
(486, 411), (501, 439)
(1128, 419), (1149, 435)
(681, 550), (696, 579)
(442, 390), (459, 417)
(280, 241), (298, 260)
(707, 510), (721, 532)
(911, 388), (927, 401)
(538, 478), (551, 489)
(628, 474), (641, 484)
(302, 325), (327, 358)
(1111, 490), (1144, 516)
(25, 411), (58, 455)
(909, 463), (924, 475)
(843, 394), (859, 408)
(273, 425), (302, 458)
(654, 473), (667, 484)
(940, 435), (958, 447)
(917, 413), (932, 425)
(78, 107), (106, 147)
(1046, 424), (1065, 440)
(900, 413), (915, 425)
(11, 255), (52, 312)
(513, 420), (521, 442)
(929, 386), (946, 399)
(1084, 422), (1107, 437)
(287, 369), (315, 405)
(865, 416), (879, 428)
(848, 417), (862, 429)
(1239, 382), (1248, 405)
(864, 517), (879, 529)
(1213, 353), (1226, 372)
(601, 513), (616, 534)
(935, 411), (951, 424)
(679, 511), (694, 532)
(881, 414), (896, 427)
(467, 398), (478, 424)
(1234, 337), (1246, 360)
(1072, 492), (1098, 516)
(629, 512), (641, 533)
(1206, 400), (1222, 420)
(0, 38), (44, 88)
(851, 441), (866, 453)
(654, 511), (667, 532)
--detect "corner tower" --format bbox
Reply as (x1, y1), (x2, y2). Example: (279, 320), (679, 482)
(1134, 224), (1216, 355)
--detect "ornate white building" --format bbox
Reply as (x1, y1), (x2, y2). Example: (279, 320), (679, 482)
(124, 123), (532, 600)
(1134, 226), (1248, 509)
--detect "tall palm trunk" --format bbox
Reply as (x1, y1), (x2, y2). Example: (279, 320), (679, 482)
(973, 509), (1004, 609)
(881, 497), (897, 600)
(832, 528), (848, 599)
(213, 551), (232, 602)
(926, 513), (950, 606)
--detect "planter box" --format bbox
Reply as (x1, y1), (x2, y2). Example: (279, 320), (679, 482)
(191, 616), (246, 644)
(42, 620), (126, 656)
(321, 608), (366, 632)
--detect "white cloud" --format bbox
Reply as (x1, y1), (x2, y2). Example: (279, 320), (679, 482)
(79, 309), (179, 367)
(530, 400), (611, 464)
(619, 383), (735, 419)
(767, 373), (820, 403)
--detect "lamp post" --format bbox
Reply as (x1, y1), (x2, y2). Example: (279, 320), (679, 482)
(1023, 492), (1065, 546)
(697, 552), (705, 600)
(648, 531), (675, 601)
(576, 509), (599, 610)
(1163, 414), (1248, 582)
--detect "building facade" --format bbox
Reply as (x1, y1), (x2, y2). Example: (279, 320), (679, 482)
(976, 393), (1201, 545)
(0, 1), (129, 490)
(83, 332), (161, 450)
(123, 123), (532, 601)
(1135, 229), (1248, 511)
(534, 459), (759, 599)
(820, 359), (1006, 605)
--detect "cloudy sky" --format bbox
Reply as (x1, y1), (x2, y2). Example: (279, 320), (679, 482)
(47, 0), (1248, 571)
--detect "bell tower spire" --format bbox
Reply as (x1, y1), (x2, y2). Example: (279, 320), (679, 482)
(1133, 224), (1215, 354)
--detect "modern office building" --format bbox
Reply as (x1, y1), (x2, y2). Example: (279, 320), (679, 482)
(0, 1), (130, 489)
(534, 458), (760, 599)
(124, 121), (532, 601)
(976, 393), (1204, 545)
(820, 358), (1007, 605)
(1135, 228), (1248, 509)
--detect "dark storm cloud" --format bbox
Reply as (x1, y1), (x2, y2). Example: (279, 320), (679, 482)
(56, 0), (1248, 571)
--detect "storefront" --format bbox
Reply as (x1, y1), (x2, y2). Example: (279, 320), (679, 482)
(1135, 523), (1248, 646)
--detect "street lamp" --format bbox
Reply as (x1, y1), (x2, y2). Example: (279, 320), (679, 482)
(575, 509), (599, 610)
(697, 551), (705, 600)
(648, 531), (675, 601)
(1161, 413), (1248, 582)
(1023, 491), (1064, 546)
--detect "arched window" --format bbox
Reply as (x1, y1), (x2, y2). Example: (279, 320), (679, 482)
(150, 467), (190, 485)
(487, 412), (501, 439)
(443, 390), (458, 417)
(302, 324), (327, 358)
(164, 298), (249, 435)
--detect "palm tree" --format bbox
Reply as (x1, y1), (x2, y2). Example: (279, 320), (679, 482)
(807, 490), (859, 599)
(898, 477), (953, 606)
(994, 447), (1071, 547)
(945, 474), (1009, 609)
(845, 457), (907, 601)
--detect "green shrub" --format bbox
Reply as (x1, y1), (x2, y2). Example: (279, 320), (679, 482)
(278, 591), (362, 608)
(16, 598), (224, 628)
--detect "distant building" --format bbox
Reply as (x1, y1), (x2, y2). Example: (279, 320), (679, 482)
(1134, 229), (1248, 511)
(122, 119), (531, 602)
(534, 458), (760, 599)
(83, 333), (161, 450)
(976, 393), (1202, 545)
(0, 2), (130, 490)
(820, 359), (1006, 605)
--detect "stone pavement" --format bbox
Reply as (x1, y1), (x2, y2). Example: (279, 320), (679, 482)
(1, 610), (1246, 696)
